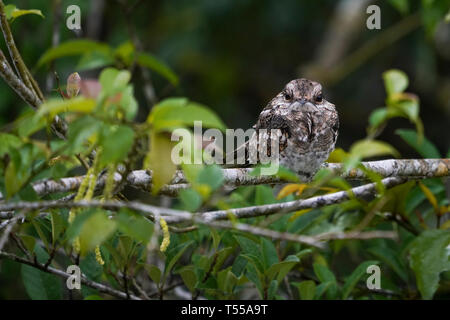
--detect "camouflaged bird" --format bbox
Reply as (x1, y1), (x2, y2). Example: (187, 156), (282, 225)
(230, 78), (339, 181)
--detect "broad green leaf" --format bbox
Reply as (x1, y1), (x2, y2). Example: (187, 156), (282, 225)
(179, 188), (202, 212)
(5, 4), (44, 21)
(409, 230), (450, 299)
(116, 209), (153, 244)
(37, 97), (96, 118)
(147, 265), (162, 284)
(235, 235), (261, 259)
(349, 139), (400, 159)
(294, 280), (316, 300)
(51, 212), (65, 245)
(313, 263), (338, 299)
(114, 41), (135, 67)
(267, 279), (278, 299)
(98, 68), (131, 94)
(144, 132), (176, 194)
(78, 211), (117, 256)
(388, 0), (409, 14)
(342, 260), (379, 299)
(0, 133), (22, 157)
(261, 238), (279, 269)
(383, 69), (408, 96)
(148, 97), (226, 132)
(396, 129), (441, 158)
(67, 115), (101, 155)
(176, 266), (197, 293)
(37, 39), (112, 67)
(164, 241), (194, 280)
(266, 256), (299, 284)
(367, 246), (408, 282)
(197, 165), (224, 191)
(21, 245), (62, 300)
(137, 52), (178, 85)
(241, 254), (265, 274)
(15, 111), (46, 137)
(77, 51), (114, 71)
(99, 124), (135, 166)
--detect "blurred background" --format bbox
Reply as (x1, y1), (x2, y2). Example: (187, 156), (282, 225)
(0, 0), (449, 155)
(0, 0), (449, 300)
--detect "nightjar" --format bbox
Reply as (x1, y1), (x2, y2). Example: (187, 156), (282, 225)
(230, 78), (339, 181)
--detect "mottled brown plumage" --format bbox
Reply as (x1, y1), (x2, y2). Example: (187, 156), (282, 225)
(232, 78), (339, 181)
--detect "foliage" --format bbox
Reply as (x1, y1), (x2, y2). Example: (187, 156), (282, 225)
(0, 0), (449, 301)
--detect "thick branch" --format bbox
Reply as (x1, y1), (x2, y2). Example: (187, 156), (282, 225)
(12, 159), (449, 201)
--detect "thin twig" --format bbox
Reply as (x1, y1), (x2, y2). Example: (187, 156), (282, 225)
(0, 250), (141, 300)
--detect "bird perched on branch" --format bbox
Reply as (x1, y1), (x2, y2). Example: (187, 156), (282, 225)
(228, 78), (339, 181)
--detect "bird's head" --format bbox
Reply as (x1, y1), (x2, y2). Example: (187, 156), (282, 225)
(274, 78), (334, 112)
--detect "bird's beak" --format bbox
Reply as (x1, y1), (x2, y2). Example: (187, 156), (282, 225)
(291, 100), (317, 112)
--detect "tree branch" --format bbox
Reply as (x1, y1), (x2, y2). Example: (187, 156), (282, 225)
(0, 250), (141, 300)
(4, 159), (447, 201)
(201, 177), (407, 222)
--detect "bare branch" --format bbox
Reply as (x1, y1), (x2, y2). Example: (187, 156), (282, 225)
(0, 0), (43, 100)
(15, 159), (448, 201)
(201, 177), (407, 222)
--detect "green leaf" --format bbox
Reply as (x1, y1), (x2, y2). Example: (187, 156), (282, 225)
(15, 111), (47, 137)
(388, 0), (409, 14)
(99, 124), (135, 166)
(294, 280), (316, 300)
(114, 41), (135, 67)
(76, 51), (114, 71)
(21, 245), (61, 300)
(147, 265), (162, 284)
(235, 236), (261, 259)
(78, 210), (117, 256)
(266, 255), (299, 283)
(51, 212), (65, 245)
(144, 132), (176, 194)
(37, 39), (113, 67)
(409, 230), (450, 299)
(148, 97), (226, 132)
(396, 129), (441, 158)
(116, 209), (153, 244)
(5, 4), (44, 21)
(0, 133), (22, 157)
(67, 115), (101, 155)
(137, 52), (178, 85)
(383, 69), (408, 96)
(98, 68), (131, 94)
(342, 260), (379, 299)
(349, 139), (400, 159)
(176, 266), (197, 293)
(261, 238), (279, 269)
(313, 263), (338, 299)
(197, 165), (224, 191)
(179, 188), (202, 212)
(163, 241), (194, 281)
(367, 246), (408, 282)
(37, 97), (96, 119)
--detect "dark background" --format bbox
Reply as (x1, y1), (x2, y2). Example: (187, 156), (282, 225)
(0, 0), (449, 155)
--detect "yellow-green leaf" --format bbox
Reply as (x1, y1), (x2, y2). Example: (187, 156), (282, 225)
(350, 139), (400, 159)
(37, 97), (96, 118)
(418, 181), (439, 214)
(79, 211), (117, 256)
(383, 69), (408, 96)
(144, 132), (177, 194)
(5, 5), (44, 21)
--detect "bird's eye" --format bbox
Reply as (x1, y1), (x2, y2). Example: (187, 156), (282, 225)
(284, 93), (292, 100)
(315, 94), (323, 103)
